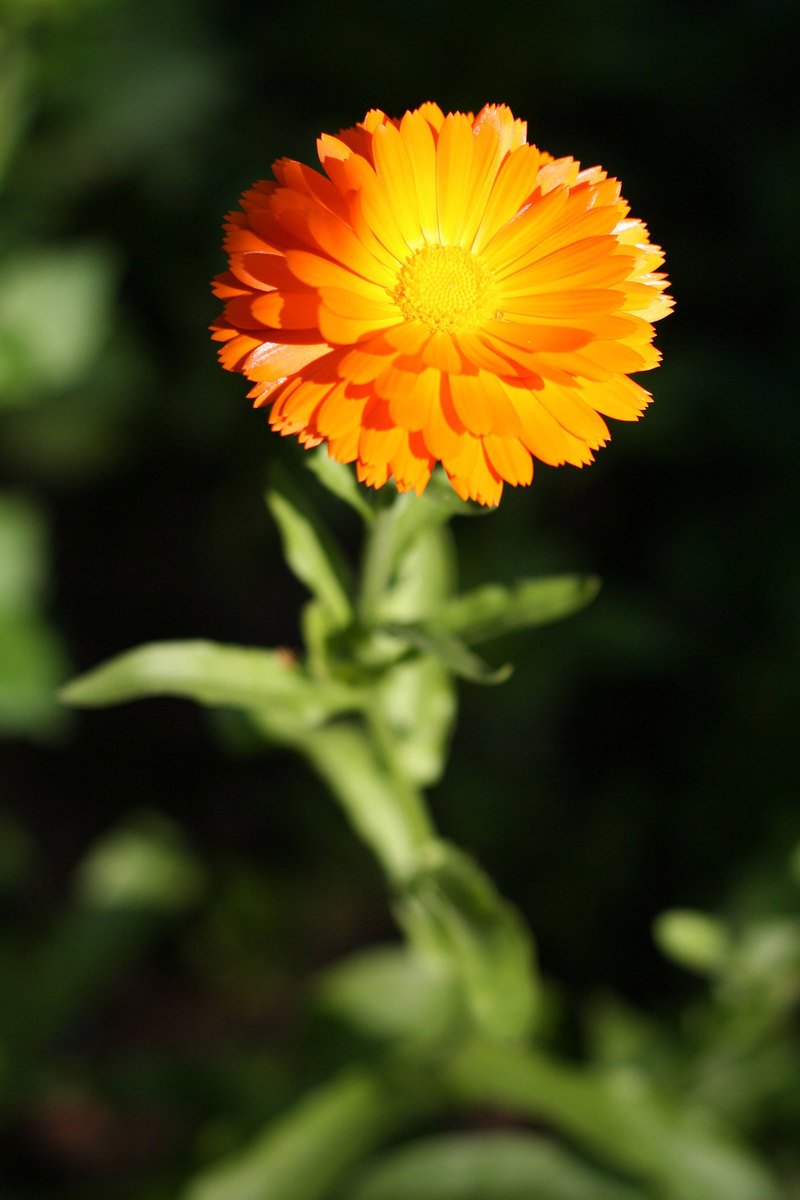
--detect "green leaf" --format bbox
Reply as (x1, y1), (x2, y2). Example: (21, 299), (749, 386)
(59, 640), (362, 732)
(184, 1068), (434, 1200)
(0, 36), (29, 187)
(299, 720), (435, 882)
(447, 1041), (779, 1200)
(390, 471), (490, 573)
(18, 817), (203, 1055)
(0, 244), (117, 404)
(437, 575), (601, 645)
(382, 622), (512, 685)
(654, 909), (730, 976)
(348, 1133), (649, 1200)
(0, 494), (46, 613)
(266, 464), (353, 628)
(0, 611), (68, 734)
(375, 656), (456, 786)
(76, 815), (203, 911)
(306, 447), (375, 523)
(317, 944), (460, 1048)
(398, 841), (538, 1041)
(0, 494), (68, 735)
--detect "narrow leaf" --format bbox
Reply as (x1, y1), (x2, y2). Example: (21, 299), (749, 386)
(348, 1132), (649, 1200)
(653, 909), (730, 976)
(266, 463), (353, 626)
(375, 656), (456, 786)
(317, 944), (459, 1047)
(306, 447), (375, 523)
(438, 575), (601, 645)
(398, 840), (538, 1040)
(447, 1041), (779, 1200)
(184, 1068), (436, 1200)
(383, 622), (512, 685)
(59, 640), (361, 731)
(391, 470), (490, 568)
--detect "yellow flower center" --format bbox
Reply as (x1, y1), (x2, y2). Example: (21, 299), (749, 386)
(394, 244), (496, 334)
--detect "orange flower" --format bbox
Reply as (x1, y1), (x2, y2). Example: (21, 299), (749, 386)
(211, 103), (672, 506)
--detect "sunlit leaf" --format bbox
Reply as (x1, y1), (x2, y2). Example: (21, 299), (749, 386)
(266, 464), (353, 627)
(437, 575), (601, 645)
(390, 470), (489, 570)
(0, 494), (46, 612)
(317, 944), (460, 1047)
(0, 494), (67, 734)
(76, 815), (203, 911)
(654, 909), (730, 976)
(348, 1132), (648, 1200)
(0, 35), (29, 186)
(306, 447), (375, 523)
(0, 244), (117, 403)
(382, 622), (512, 685)
(185, 1068), (430, 1200)
(447, 1040), (779, 1200)
(375, 656), (456, 786)
(398, 840), (538, 1040)
(59, 639), (362, 732)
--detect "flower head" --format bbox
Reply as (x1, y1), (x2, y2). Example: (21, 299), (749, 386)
(212, 103), (672, 506)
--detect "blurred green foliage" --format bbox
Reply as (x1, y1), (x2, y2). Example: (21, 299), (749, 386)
(0, 0), (798, 1195)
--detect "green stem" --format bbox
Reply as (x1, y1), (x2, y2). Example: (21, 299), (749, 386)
(357, 492), (413, 626)
(183, 1066), (439, 1200)
(301, 719), (435, 884)
(444, 1039), (778, 1200)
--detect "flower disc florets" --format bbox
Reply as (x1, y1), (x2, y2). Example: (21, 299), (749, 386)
(211, 102), (672, 506)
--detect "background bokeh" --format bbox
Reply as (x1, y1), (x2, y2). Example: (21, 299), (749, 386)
(1, 0), (798, 1194)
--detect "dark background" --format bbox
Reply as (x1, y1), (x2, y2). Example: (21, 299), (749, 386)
(1, 0), (798, 1193)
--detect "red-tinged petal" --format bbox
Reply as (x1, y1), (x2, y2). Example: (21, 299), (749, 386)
(211, 271), (250, 300)
(389, 431), (435, 494)
(285, 248), (391, 295)
(485, 319), (591, 354)
(315, 385), (366, 438)
(244, 339), (331, 382)
(306, 205), (397, 286)
(318, 305), (401, 345)
(319, 286), (399, 323)
(250, 291), (320, 330)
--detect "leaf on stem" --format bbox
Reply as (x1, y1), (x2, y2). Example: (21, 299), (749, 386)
(382, 622), (512, 685)
(184, 1068), (432, 1200)
(398, 841), (539, 1041)
(375, 656), (456, 786)
(653, 909), (730, 976)
(437, 575), (601, 645)
(317, 944), (460, 1048)
(446, 1040), (779, 1200)
(305, 447), (375, 523)
(59, 640), (362, 733)
(390, 470), (489, 573)
(266, 463), (353, 627)
(347, 1132), (649, 1200)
